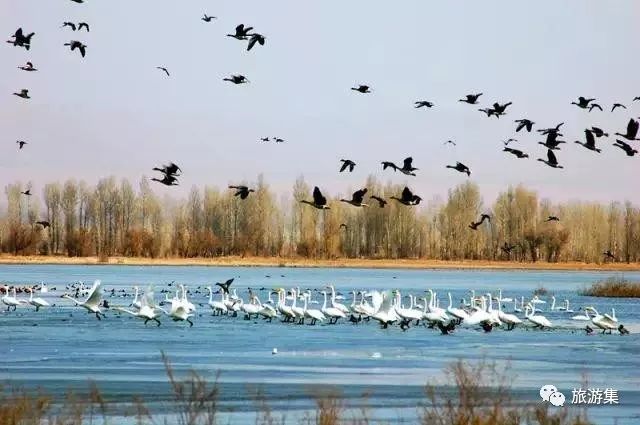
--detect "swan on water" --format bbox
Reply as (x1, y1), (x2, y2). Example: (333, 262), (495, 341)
(62, 280), (105, 320)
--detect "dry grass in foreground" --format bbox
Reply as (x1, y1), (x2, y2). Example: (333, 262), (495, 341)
(1, 254), (639, 271)
(580, 276), (640, 298)
(0, 356), (593, 425)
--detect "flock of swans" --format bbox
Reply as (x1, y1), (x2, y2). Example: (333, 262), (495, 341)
(1, 280), (629, 335)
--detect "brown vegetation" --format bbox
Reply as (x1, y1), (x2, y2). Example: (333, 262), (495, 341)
(2, 178), (640, 264)
(580, 276), (640, 297)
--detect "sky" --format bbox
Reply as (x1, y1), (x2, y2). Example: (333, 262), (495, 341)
(1, 0), (639, 207)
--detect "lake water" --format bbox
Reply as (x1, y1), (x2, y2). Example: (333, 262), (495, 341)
(1, 265), (639, 424)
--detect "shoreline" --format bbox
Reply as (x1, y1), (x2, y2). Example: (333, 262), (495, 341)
(0, 255), (638, 271)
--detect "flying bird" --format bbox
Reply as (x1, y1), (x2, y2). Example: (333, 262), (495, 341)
(500, 242), (516, 255)
(247, 33), (265, 51)
(7, 28), (34, 49)
(260, 137), (270, 142)
(227, 24), (253, 40)
(590, 127), (608, 138)
(21, 189), (32, 196)
(538, 132), (566, 150)
(414, 101), (434, 108)
(503, 147), (529, 159)
(612, 139), (638, 157)
(503, 138), (517, 146)
(545, 216), (560, 222)
(574, 129), (601, 153)
(537, 149), (564, 169)
(469, 214), (491, 230)
(515, 119), (535, 133)
(17, 140), (27, 149)
(444, 140), (457, 146)
(537, 122), (564, 136)
(62, 22), (77, 31)
(152, 162), (181, 176)
(151, 175), (178, 186)
(202, 14), (216, 22)
(13, 89), (30, 99)
(611, 103), (626, 112)
(459, 93), (482, 104)
(381, 157), (417, 176)
(390, 187), (421, 206)
(588, 103), (603, 112)
(229, 185), (255, 199)
(492, 102), (512, 115)
(157, 67), (170, 77)
(370, 195), (387, 208)
(300, 187), (330, 210)
(339, 159), (356, 173)
(223, 74), (249, 84)
(64, 40), (86, 57)
(340, 189), (368, 207)
(273, 137), (285, 143)
(78, 22), (90, 32)
(478, 108), (499, 118)
(603, 250), (616, 261)
(18, 61), (37, 71)
(571, 96), (595, 109)
(351, 85), (371, 94)
(216, 278), (234, 294)
(446, 162), (471, 176)
(614, 118), (639, 141)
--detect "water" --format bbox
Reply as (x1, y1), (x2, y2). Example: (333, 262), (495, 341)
(1, 265), (639, 424)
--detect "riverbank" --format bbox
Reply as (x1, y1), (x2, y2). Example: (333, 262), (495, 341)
(0, 254), (638, 271)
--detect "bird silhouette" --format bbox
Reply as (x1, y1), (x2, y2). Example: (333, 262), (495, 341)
(478, 108), (499, 118)
(223, 74), (249, 84)
(216, 278), (234, 294)
(459, 93), (482, 104)
(21, 190), (32, 196)
(227, 24), (253, 40)
(260, 137), (270, 142)
(612, 139), (638, 157)
(157, 67), (170, 77)
(503, 147), (529, 159)
(300, 187), (330, 210)
(340, 189), (368, 207)
(469, 214), (491, 230)
(7, 28), (34, 50)
(229, 185), (255, 199)
(62, 22), (77, 31)
(537, 122), (564, 136)
(571, 96), (595, 109)
(492, 102), (512, 115)
(351, 85), (371, 94)
(574, 129), (601, 153)
(611, 103), (626, 112)
(273, 137), (285, 143)
(444, 140), (457, 146)
(515, 119), (534, 132)
(13, 89), (30, 99)
(634, 97), (640, 102)
(381, 157), (417, 176)
(78, 22), (89, 32)
(446, 162), (471, 176)
(247, 33), (266, 51)
(18, 61), (37, 71)
(545, 216), (560, 222)
(500, 242), (516, 255)
(414, 101), (434, 108)
(614, 118), (639, 141)
(151, 175), (178, 186)
(153, 162), (181, 176)
(390, 187), (421, 206)
(503, 138), (518, 146)
(64, 40), (86, 57)
(603, 250), (616, 261)
(70, 0), (84, 3)
(16, 141), (27, 149)
(537, 149), (563, 169)
(370, 195), (387, 208)
(588, 103), (603, 112)
(202, 14), (217, 22)
(590, 127), (608, 138)
(538, 132), (566, 150)
(339, 159), (356, 173)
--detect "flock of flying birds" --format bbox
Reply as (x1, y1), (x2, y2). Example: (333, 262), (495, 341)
(6, 2), (640, 245)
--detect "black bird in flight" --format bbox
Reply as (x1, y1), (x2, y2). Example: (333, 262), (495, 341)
(370, 195), (387, 208)
(227, 24), (253, 40)
(153, 162), (181, 176)
(300, 187), (330, 210)
(70, 0), (85, 3)
(574, 129), (601, 153)
(590, 127), (608, 138)
(18, 61), (37, 71)
(229, 185), (255, 199)
(469, 214), (490, 230)
(381, 157), (417, 176)
(13, 89), (30, 99)
(611, 103), (626, 112)
(503, 147), (529, 159)
(247, 33), (266, 51)
(351, 85), (371, 94)
(459, 93), (482, 104)
(503, 138), (517, 146)
(7, 28), (34, 50)
(390, 187), (421, 206)
(21, 189), (32, 196)
(339, 159), (356, 172)
(492, 102), (512, 115)
(36, 221), (51, 229)
(515, 119), (534, 132)
(62, 22), (77, 31)
(444, 140), (457, 146)
(78, 22), (90, 32)
(64, 40), (86, 57)
(202, 14), (216, 22)
(414, 101), (434, 108)
(223, 74), (249, 84)
(157, 67), (170, 77)
(614, 118), (639, 141)
(537, 122), (564, 136)
(446, 161), (471, 176)
(545, 216), (560, 222)
(478, 108), (499, 118)
(151, 174), (178, 186)
(612, 139), (638, 157)
(260, 137), (270, 142)
(603, 250), (616, 261)
(537, 149), (563, 169)
(17, 140), (27, 149)
(216, 278), (234, 294)
(588, 103), (603, 112)
(571, 96), (595, 109)
(340, 189), (369, 207)
(500, 242), (516, 255)
(273, 137), (285, 143)
(538, 132), (566, 150)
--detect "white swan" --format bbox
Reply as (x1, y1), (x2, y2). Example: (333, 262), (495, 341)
(302, 293), (325, 325)
(206, 286), (227, 315)
(130, 286), (141, 310)
(289, 288), (305, 321)
(497, 299), (522, 330)
(371, 291), (397, 328)
(394, 292), (422, 323)
(446, 292), (469, 323)
(115, 285), (162, 326)
(240, 294), (263, 319)
(421, 296), (448, 324)
(327, 285), (350, 314)
(571, 308), (591, 321)
(485, 294), (502, 326)
(40, 282), (49, 293)
(513, 297), (522, 313)
(321, 290), (346, 324)
(586, 307), (617, 333)
(2, 286), (24, 311)
(496, 289), (513, 303)
(524, 303), (552, 329)
(464, 296), (492, 326)
(27, 288), (50, 312)
(531, 295), (547, 305)
(63, 280), (104, 320)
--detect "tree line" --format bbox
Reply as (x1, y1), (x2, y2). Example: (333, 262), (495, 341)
(2, 175), (639, 263)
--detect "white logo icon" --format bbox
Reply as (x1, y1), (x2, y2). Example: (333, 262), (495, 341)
(540, 384), (565, 406)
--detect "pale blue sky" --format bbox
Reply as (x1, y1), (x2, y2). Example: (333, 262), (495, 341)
(1, 0), (639, 205)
